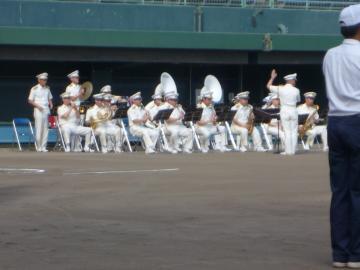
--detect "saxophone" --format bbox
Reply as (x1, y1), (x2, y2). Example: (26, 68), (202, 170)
(247, 107), (255, 135)
(299, 105), (319, 138)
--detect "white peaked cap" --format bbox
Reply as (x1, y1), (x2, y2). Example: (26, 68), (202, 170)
(103, 94), (112, 101)
(100, 85), (112, 94)
(236, 91), (250, 99)
(284, 73), (297, 81)
(36, 72), (48, 80)
(262, 95), (272, 103)
(67, 70), (79, 78)
(339, 4), (360, 27)
(60, 92), (71, 99)
(130, 92), (142, 100)
(93, 93), (104, 100)
(304, 91), (317, 98)
(165, 91), (179, 100)
(152, 93), (163, 99)
(200, 88), (213, 99)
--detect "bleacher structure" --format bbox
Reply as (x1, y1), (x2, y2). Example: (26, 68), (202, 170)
(22, 0), (360, 10)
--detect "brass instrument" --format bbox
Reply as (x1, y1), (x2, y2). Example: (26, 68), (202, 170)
(79, 106), (86, 114)
(90, 106), (112, 129)
(80, 81), (93, 101)
(247, 107), (255, 135)
(299, 105), (319, 138)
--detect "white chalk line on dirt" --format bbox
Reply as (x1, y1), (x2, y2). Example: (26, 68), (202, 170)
(63, 168), (179, 176)
(0, 168), (46, 174)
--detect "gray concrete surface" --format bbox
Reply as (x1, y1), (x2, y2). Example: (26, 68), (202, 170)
(0, 151), (331, 270)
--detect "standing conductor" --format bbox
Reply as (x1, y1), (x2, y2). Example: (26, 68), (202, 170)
(323, 4), (360, 268)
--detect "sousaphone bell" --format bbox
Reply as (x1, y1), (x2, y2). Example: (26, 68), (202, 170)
(80, 81), (93, 101)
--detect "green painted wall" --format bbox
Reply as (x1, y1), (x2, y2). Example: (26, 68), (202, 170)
(0, 27), (342, 51)
(202, 7), (340, 35)
(0, 1), (195, 31)
(0, 0), (341, 35)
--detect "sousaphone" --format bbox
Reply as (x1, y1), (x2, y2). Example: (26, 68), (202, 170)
(154, 83), (163, 97)
(161, 72), (178, 97)
(204, 75), (223, 104)
(80, 81), (93, 101)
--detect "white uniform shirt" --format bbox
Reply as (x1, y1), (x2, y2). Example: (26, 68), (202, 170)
(297, 103), (319, 121)
(28, 84), (53, 112)
(145, 101), (162, 120)
(85, 104), (99, 124)
(231, 104), (252, 125)
(269, 84), (300, 107)
(198, 103), (215, 125)
(159, 102), (185, 125)
(323, 39), (360, 116)
(127, 104), (147, 127)
(66, 83), (81, 106)
(57, 104), (78, 126)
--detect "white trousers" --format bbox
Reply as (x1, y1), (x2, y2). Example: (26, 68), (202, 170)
(93, 124), (108, 152)
(305, 125), (328, 150)
(280, 107), (298, 155)
(165, 125), (193, 151)
(195, 125), (227, 151)
(130, 125), (159, 151)
(231, 125), (263, 149)
(60, 124), (91, 149)
(266, 125), (285, 148)
(105, 123), (122, 151)
(34, 109), (49, 151)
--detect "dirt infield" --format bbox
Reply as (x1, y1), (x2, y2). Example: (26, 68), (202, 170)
(0, 151), (330, 270)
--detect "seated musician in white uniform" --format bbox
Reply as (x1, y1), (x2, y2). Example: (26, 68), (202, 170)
(127, 92), (159, 154)
(102, 94), (123, 153)
(100, 85), (127, 104)
(159, 91), (193, 154)
(262, 94), (285, 149)
(57, 92), (92, 152)
(144, 91), (163, 129)
(85, 93), (108, 154)
(195, 90), (230, 153)
(230, 91), (266, 152)
(297, 91), (328, 151)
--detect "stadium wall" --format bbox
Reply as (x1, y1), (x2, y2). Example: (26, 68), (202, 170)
(0, 0), (342, 121)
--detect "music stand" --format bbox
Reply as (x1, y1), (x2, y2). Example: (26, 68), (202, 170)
(183, 108), (203, 151)
(225, 110), (237, 122)
(183, 109), (195, 123)
(254, 108), (281, 154)
(298, 114), (309, 125)
(153, 109), (174, 122)
(184, 108), (203, 123)
(114, 108), (128, 119)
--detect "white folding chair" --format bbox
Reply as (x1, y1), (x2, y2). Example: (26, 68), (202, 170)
(12, 118), (37, 151)
(50, 116), (66, 152)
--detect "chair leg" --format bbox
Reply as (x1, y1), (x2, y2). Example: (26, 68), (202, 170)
(12, 121), (22, 151)
(91, 129), (100, 152)
(28, 122), (38, 151)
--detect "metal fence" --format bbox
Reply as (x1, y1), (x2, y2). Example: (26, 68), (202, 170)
(23, 0), (360, 10)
